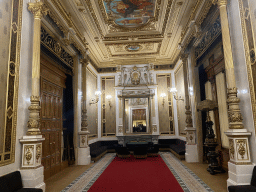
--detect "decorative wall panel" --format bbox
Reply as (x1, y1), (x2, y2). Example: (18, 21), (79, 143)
(87, 68), (97, 139)
(175, 65), (186, 136)
(239, 0), (256, 133)
(101, 77), (116, 136)
(157, 74), (174, 135)
(0, 0), (22, 166)
(216, 72), (229, 148)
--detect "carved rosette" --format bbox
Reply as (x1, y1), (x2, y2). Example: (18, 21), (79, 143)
(227, 88), (244, 129)
(27, 96), (41, 135)
(22, 142), (43, 168)
(28, 1), (48, 19)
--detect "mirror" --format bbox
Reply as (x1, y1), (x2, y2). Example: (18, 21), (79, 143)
(124, 98), (150, 134)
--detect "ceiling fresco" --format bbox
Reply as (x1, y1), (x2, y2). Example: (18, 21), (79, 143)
(45, 0), (214, 68)
(103, 0), (156, 28)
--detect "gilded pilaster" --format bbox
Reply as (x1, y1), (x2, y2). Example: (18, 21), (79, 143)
(80, 57), (89, 132)
(181, 54), (193, 129)
(217, 0), (251, 165)
(27, 1), (48, 135)
(217, 0), (244, 130)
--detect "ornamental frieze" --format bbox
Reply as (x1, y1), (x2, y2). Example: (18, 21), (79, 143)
(195, 16), (221, 59)
(41, 27), (74, 69)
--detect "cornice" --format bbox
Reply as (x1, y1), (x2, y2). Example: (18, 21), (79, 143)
(45, 0), (88, 53)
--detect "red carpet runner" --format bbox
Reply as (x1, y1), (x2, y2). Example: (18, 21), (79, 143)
(88, 155), (184, 192)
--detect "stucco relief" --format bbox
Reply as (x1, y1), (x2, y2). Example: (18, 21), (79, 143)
(118, 65), (154, 86)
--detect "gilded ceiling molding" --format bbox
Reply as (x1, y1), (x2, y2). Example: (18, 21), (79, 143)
(45, 0), (88, 52)
(160, 0), (174, 36)
(103, 34), (163, 41)
(125, 44), (142, 52)
(180, 0), (202, 40)
(176, 0), (213, 64)
(104, 41), (162, 46)
(110, 42), (162, 57)
(84, 0), (104, 36)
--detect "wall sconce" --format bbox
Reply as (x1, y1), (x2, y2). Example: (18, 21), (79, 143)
(160, 93), (167, 106)
(89, 90), (102, 105)
(106, 95), (112, 108)
(169, 87), (184, 101)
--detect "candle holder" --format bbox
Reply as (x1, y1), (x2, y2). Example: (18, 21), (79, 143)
(197, 99), (225, 175)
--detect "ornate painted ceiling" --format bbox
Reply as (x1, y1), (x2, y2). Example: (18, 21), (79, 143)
(45, 0), (214, 68)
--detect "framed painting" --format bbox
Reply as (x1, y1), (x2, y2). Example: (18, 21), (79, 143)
(102, 0), (157, 28)
(0, 0), (22, 166)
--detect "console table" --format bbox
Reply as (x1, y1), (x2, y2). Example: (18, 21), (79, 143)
(117, 135), (159, 146)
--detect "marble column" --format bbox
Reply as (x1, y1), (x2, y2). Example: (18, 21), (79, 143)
(181, 54), (198, 163)
(217, 0), (253, 186)
(77, 55), (91, 165)
(19, 1), (48, 191)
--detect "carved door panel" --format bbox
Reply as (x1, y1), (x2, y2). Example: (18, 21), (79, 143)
(40, 55), (66, 180)
(41, 79), (63, 180)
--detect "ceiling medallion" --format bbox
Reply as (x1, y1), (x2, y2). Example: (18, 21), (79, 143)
(125, 44), (142, 52)
(102, 0), (157, 29)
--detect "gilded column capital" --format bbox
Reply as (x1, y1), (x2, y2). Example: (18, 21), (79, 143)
(28, 1), (48, 19)
(217, 0), (228, 7)
(180, 53), (188, 63)
(80, 58), (89, 67)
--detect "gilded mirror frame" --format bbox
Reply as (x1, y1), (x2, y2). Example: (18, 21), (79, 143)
(0, 0), (22, 166)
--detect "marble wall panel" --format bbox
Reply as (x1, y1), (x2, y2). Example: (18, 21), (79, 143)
(86, 68), (97, 138)
(175, 65), (186, 136)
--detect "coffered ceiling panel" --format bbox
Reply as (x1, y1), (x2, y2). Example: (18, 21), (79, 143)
(51, 0), (212, 68)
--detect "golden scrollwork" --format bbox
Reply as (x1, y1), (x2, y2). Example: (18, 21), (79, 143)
(36, 144), (41, 163)
(28, 1), (48, 19)
(237, 139), (246, 159)
(217, 0), (228, 7)
(227, 88), (244, 129)
(27, 95), (41, 135)
(24, 145), (34, 165)
(81, 136), (86, 144)
(229, 139), (235, 159)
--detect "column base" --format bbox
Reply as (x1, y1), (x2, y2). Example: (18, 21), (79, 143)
(185, 144), (199, 163)
(20, 166), (45, 192)
(77, 147), (91, 165)
(227, 161), (254, 187)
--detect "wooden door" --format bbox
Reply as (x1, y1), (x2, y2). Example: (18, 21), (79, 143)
(40, 54), (66, 180)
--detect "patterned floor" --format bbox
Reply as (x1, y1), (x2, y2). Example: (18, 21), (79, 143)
(61, 152), (213, 192)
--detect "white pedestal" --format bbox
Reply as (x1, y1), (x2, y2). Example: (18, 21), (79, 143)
(77, 147), (91, 165)
(185, 144), (199, 163)
(20, 166), (45, 192)
(227, 162), (254, 187)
